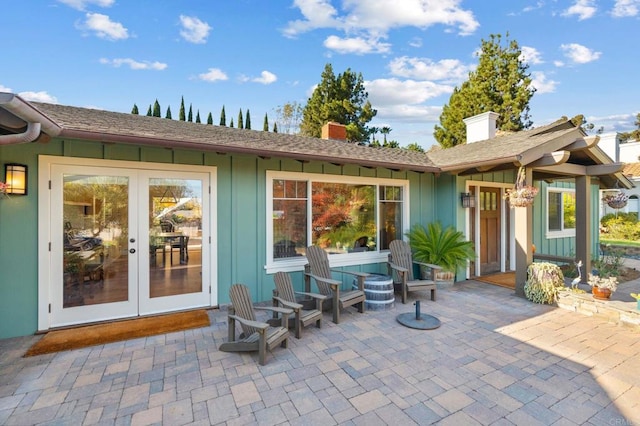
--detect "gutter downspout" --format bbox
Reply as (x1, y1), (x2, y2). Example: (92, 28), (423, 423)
(0, 121), (42, 145)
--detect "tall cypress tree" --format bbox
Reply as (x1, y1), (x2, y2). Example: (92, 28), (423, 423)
(220, 105), (226, 126)
(263, 113), (269, 131)
(165, 106), (172, 119)
(188, 104), (193, 122)
(237, 109), (244, 129)
(207, 112), (213, 125)
(230, 118), (234, 128)
(131, 104), (139, 115)
(152, 99), (161, 117)
(179, 96), (186, 121)
(245, 109), (251, 130)
(196, 110), (201, 123)
(273, 122), (278, 133)
(146, 105), (152, 116)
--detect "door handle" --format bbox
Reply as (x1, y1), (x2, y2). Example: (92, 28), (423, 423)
(129, 248), (136, 254)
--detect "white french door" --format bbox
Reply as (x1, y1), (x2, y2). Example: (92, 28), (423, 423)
(44, 159), (215, 328)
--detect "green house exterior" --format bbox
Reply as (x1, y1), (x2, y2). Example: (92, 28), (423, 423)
(0, 95), (630, 339)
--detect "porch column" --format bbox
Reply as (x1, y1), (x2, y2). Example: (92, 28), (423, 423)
(575, 175), (591, 282)
(514, 167), (533, 297)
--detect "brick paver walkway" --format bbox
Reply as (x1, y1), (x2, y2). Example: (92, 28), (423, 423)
(1, 280), (639, 425)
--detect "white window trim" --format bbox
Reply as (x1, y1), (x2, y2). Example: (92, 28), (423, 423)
(546, 187), (576, 239)
(265, 170), (409, 273)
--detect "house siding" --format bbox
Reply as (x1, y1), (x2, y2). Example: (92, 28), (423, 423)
(0, 138), (442, 339)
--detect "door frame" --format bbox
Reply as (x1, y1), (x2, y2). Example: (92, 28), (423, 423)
(464, 180), (515, 277)
(37, 155), (218, 332)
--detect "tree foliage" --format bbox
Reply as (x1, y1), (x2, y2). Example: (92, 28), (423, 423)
(165, 106), (172, 119)
(207, 112), (213, 125)
(152, 99), (161, 117)
(245, 109), (251, 130)
(237, 109), (243, 129)
(434, 33), (535, 148)
(275, 102), (303, 134)
(300, 64), (377, 143)
(620, 113), (640, 142)
(263, 113), (269, 131)
(179, 96), (186, 121)
(131, 104), (139, 115)
(220, 105), (226, 126)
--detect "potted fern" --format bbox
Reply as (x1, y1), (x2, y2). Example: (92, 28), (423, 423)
(406, 222), (476, 285)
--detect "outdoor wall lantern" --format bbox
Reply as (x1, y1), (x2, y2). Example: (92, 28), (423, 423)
(460, 192), (475, 208)
(4, 163), (28, 195)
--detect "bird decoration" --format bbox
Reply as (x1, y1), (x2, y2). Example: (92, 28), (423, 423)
(571, 260), (582, 289)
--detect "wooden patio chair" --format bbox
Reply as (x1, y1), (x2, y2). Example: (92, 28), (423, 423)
(388, 239), (441, 304)
(304, 245), (368, 324)
(270, 271), (327, 339)
(219, 283), (293, 365)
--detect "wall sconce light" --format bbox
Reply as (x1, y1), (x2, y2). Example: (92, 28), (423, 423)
(460, 192), (475, 208)
(5, 163), (28, 195)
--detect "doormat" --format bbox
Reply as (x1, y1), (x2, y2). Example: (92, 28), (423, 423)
(24, 310), (210, 357)
(475, 272), (516, 289)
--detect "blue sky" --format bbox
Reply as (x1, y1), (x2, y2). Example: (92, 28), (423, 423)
(1, 0), (638, 149)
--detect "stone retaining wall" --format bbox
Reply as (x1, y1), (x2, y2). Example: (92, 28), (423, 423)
(557, 291), (640, 331)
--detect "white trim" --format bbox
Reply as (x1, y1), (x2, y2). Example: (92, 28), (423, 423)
(545, 187), (576, 239)
(265, 170), (409, 273)
(37, 155), (217, 331)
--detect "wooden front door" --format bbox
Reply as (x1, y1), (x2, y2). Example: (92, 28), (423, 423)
(479, 187), (501, 274)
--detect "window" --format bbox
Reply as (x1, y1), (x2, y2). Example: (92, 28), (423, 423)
(267, 171), (408, 266)
(547, 188), (575, 237)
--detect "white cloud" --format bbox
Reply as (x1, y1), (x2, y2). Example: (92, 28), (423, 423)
(388, 56), (472, 83)
(611, 0), (640, 17)
(58, 0), (114, 11)
(560, 43), (601, 64)
(179, 15), (211, 44)
(365, 78), (454, 107)
(530, 71), (557, 94)
(323, 35), (391, 54)
(0, 84), (13, 92)
(563, 0), (597, 20)
(198, 68), (228, 82)
(522, 2), (545, 13)
(284, 0), (479, 47)
(252, 71), (278, 85)
(586, 112), (640, 133)
(18, 91), (58, 103)
(99, 58), (167, 70)
(78, 12), (128, 40)
(520, 46), (544, 65)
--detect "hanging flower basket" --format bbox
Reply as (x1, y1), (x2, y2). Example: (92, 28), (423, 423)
(504, 167), (538, 207)
(602, 192), (628, 209)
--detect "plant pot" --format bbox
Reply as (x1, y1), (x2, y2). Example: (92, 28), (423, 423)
(607, 200), (627, 209)
(435, 270), (455, 287)
(592, 286), (612, 300)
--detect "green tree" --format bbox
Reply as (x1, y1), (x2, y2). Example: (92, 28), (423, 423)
(146, 105), (152, 116)
(195, 110), (201, 123)
(230, 118), (234, 128)
(131, 104), (139, 115)
(188, 104), (193, 122)
(406, 142), (424, 152)
(165, 106), (172, 119)
(273, 122), (278, 133)
(434, 33), (535, 148)
(275, 101), (303, 134)
(620, 113), (640, 141)
(369, 126), (380, 145)
(179, 96), (186, 121)
(207, 112), (213, 125)
(300, 64), (377, 143)
(220, 105), (226, 126)
(566, 114), (603, 134)
(263, 113), (269, 131)
(238, 109), (244, 129)
(245, 109), (251, 130)
(381, 126), (392, 144)
(152, 99), (161, 117)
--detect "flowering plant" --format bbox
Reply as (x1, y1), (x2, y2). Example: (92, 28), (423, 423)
(602, 191), (628, 209)
(504, 167), (538, 207)
(587, 273), (618, 292)
(631, 293), (640, 300)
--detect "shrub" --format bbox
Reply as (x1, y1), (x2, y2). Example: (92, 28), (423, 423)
(524, 262), (565, 304)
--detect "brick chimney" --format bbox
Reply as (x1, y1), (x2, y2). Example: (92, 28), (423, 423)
(321, 122), (347, 141)
(463, 111), (499, 143)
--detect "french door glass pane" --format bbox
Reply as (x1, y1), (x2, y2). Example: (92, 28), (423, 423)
(63, 174), (129, 308)
(149, 178), (203, 298)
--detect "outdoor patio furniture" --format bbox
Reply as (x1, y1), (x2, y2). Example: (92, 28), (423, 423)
(219, 283), (292, 365)
(304, 245), (368, 324)
(388, 239), (438, 304)
(270, 271), (326, 339)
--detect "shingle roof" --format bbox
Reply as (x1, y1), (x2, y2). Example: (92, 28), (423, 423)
(31, 102), (439, 173)
(623, 162), (640, 178)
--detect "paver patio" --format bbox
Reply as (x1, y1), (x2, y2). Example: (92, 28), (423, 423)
(1, 279), (639, 425)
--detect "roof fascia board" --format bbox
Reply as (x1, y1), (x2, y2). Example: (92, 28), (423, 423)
(517, 129), (583, 166)
(0, 93), (61, 137)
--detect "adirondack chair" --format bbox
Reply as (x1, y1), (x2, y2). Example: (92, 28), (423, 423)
(388, 239), (441, 304)
(304, 245), (368, 324)
(270, 271), (327, 339)
(219, 283), (293, 365)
